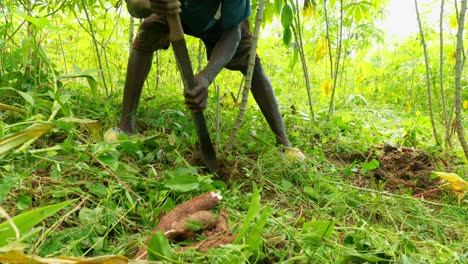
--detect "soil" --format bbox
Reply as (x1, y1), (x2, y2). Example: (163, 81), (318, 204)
(335, 144), (444, 199)
(189, 143), (446, 199)
(186, 146), (251, 181)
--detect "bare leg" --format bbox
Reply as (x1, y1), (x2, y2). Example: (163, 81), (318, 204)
(119, 49), (154, 134)
(249, 58), (291, 147)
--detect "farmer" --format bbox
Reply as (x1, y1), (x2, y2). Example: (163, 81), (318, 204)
(119, 0), (305, 158)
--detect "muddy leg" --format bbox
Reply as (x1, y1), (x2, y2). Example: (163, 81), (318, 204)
(249, 58), (291, 147)
(119, 49), (154, 134)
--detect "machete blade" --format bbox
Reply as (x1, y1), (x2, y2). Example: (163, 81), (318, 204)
(168, 17), (218, 172)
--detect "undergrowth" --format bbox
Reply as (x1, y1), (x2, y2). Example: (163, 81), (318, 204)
(0, 86), (466, 263)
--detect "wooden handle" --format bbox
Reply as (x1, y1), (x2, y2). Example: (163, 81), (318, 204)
(167, 14), (184, 43)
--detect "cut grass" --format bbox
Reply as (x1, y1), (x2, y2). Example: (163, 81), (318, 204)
(0, 89), (466, 263)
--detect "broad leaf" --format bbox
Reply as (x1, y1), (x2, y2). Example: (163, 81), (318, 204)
(0, 123), (54, 155)
(165, 175), (199, 192)
(59, 117), (102, 141)
(302, 219), (335, 246)
(433, 171), (468, 203)
(147, 231), (176, 261)
(281, 4), (293, 28)
(0, 200), (73, 247)
(283, 27), (292, 47)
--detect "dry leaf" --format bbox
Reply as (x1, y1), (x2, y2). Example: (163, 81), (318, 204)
(433, 171), (468, 203)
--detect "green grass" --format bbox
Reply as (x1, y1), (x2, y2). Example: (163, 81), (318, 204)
(0, 86), (466, 263)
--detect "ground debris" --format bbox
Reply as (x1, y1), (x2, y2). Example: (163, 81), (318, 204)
(371, 145), (440, 194)
(335, 144), (445, 199)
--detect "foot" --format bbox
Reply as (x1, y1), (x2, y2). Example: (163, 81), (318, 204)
(104, 127), (126, 142)
(283, 146), (307, 161)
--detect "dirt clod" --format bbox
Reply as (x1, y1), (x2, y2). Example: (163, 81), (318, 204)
(366, 145), (442, 198)
(336, 145), (445, 199)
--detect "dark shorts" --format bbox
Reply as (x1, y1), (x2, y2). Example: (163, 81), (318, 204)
(132, 13), (256, 72)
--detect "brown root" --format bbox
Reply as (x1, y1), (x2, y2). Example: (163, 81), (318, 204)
(166, 211), (215, 241)
(134, 192), (222, 259)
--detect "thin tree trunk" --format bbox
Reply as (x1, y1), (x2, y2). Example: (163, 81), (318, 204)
(323, 0), (333, 81)
(224, 0), (266, 153)
(101, 9), (114, 94)
(291, 0), (315, 121)
(439, 0), (451, 147)
(328, 0), (344, 117)
(55, 18), (68, 73)
(81, 0), (109, 96)
(415, 0), (441, 145)
(454, 0), (468, 159)
(155, 51), (160, 91)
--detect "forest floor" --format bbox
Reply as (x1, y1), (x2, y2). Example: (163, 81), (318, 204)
(1, 90), (467, 263)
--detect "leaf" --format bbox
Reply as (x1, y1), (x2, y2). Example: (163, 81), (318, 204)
(314, 37), (328, 61)
(283, 27), (292, 47)
(0, 245), (129, 264)
(0, 123), (54, 155)
(16, 195), (32, 211)
(288, 47), (299, 70)
(360, 159), (380, 175)
(12, 12), (51, 29)
(246, 205), (270, 252)
(85, 183), (108, 198)
(58, 71), (99, 96)
(281, 4), (293, 28)
(463, 100), (468, 109)
(449, 13), (458, 29)
(433, 171), (468, 203)
(234, 184), (261, 244)
(17, 91), (35, 107)
(164, 175), (199, 192)
(302, 219), (335, 246)
(303, 185), (320, 200)
(0, 103), (26, 114)
(321, 79), (332, 97)
(147, 231), (176, 261)
(0, 176), (21, 203)
(0, 200), (73, 247)
(59, 117), (102, 141)
(274, 0), (282, 15)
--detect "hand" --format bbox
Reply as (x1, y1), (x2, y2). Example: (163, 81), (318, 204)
(149, 0), (181, 15)
(184, 74), (210, 112)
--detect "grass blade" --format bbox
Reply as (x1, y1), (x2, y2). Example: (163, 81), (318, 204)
(0, 123), (54, 155)
(0, 200), (74, 247)
(234, 184), (261, 244)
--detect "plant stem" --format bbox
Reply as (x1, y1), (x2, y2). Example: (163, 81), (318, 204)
(454, 0), (468, 159)
(81, 0), (109, 96)
(224, 0), (266, 153)
(292, 0), (315, 121)
(323, 0), (334, 80)
(415, 0), (441, 146)
(439, 0), (450, 148)
(328, 0), (344, 117)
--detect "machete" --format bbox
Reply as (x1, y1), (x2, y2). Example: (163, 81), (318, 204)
(167, 14), (219, 172)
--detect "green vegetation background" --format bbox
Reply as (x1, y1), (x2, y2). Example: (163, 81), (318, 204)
(0, 0), (466, 263)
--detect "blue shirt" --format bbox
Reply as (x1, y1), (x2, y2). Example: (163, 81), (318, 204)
(180, 0), (251, 34)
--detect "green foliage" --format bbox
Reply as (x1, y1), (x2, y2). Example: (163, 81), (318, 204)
(147, 232), (176, 262)
(0, 0), (466, 263)
(0, 200), (73, 247)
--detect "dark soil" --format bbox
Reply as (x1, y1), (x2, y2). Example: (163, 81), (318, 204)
(335, 145), (444, 199)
